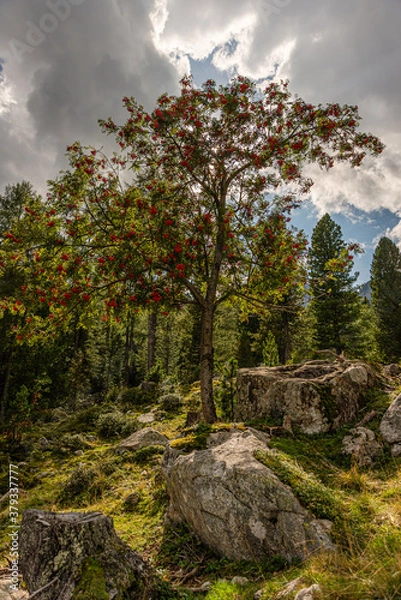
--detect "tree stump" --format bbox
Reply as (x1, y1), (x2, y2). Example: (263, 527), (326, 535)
(19, 509), (159, 599)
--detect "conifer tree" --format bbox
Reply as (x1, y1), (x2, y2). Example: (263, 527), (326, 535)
(309, 214), (361, 354)
(370, 237), (401, 362)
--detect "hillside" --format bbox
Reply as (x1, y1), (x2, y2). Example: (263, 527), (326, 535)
(1, 366), (401, 599)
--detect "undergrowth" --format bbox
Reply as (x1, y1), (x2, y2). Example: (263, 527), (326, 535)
(0, 376), (400, 599)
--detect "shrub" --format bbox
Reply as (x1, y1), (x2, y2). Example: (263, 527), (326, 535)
(59, 433), (90, 451)
(128, 445), (166, 465)
(119, 387), (155, 408)
(58, 464), (107, 504)
(159, 393), (182, 413)
(96, 412), (137, 439)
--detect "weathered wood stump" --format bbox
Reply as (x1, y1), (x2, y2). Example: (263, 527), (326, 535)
(19, 510), (160, 599)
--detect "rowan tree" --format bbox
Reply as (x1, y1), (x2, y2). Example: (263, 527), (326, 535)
(1, 76), (384, 422)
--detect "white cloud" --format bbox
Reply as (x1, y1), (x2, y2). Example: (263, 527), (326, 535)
(0, 0), (400, 244)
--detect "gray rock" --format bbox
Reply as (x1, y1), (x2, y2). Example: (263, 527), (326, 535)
(236, 360), (375, 435)
(342, 427), (381, 467)
(137, 412), (156, 424)
(38, 437), (53, 451)
(123, 492), (141, 512)
(383, 364), (401, 378)
(19, 509), (160, 599)
(294, 584), (322, 600)
(231, 576), (249, 586)
(116, 428), (169, 453)
(391, 443), (401, 458)
(0, 580), (28, 599)
(74, 450), (84, 457)
(271, 577), (304, 598)
(162, 430), (334, 562)
(380, 394), (401, 445)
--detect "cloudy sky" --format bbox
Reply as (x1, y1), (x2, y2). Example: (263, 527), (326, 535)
(1, 0), (401, 282)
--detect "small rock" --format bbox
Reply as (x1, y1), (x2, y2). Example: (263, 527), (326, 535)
(342, 427), (381, 467)
(231, 576), (249, 586)
(200, 581), (212, 591)
(383, 364), (401, 378)
(38, 437), (52, 451)
(391, 443), (401, 458)
(316, 519), (333, 535)
(137, 412), (156, 424)
(254, 591), (263, 600)
(116, 428), (169, 453)
(74, 450), (84, 457)
(123, 492), (141, 512)
(294, 584), (322, 600)
(380, 394), (401, 445)
(273, 577), (303, 598)
(0, 580), (28, 599)
(86, 434), (97, 442)
(139, 381), (157, 393)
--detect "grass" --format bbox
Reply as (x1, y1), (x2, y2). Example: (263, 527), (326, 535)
(0, 376), (401, 599)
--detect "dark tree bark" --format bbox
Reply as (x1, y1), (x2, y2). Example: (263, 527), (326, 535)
(147, 310), (157, 373)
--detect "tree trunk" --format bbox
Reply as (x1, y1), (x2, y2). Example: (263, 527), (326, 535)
(0, 348), (13, 423)
(281, 311), (291, 364)
(200, 302), (217, 423)
(147, 310), (157, 373)
(123, 315), (136, 386)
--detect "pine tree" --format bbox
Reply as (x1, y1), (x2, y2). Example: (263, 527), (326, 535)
(370, 237), (401, 362)
(309, 214), (361, 354)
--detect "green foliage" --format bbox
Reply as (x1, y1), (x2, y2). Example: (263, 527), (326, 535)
(146, 363), (164, 384)
(58, 464), (109, 505)
(216, 358), (238, 421)
(72, 557), (108, 600)
(371, 237), (401, 362)
(205, 580), (255, 600)
(262, 332), (280, 366)
(96, 411), (137, 439)
(170, 423), (214, 452)
(177, 306), (202, 384)
(59, 433), (91, 451)
(255, 449), (343, 523)
(309, 214), (362, 355)
(119, 386), (156, 407)
(128, 445), (166, 465)
(159, 393), (182, 412)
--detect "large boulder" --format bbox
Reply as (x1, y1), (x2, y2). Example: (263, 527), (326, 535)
(162, 430), (334, 562)
(379, 393), (401, 455)
(236, 360), (375, 434)
(19, 510), (161, 599)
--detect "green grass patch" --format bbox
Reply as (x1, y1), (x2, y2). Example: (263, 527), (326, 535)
(72, 557), (108, 600)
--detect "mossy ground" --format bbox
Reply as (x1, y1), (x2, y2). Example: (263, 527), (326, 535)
(0, 377), (401, 599)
